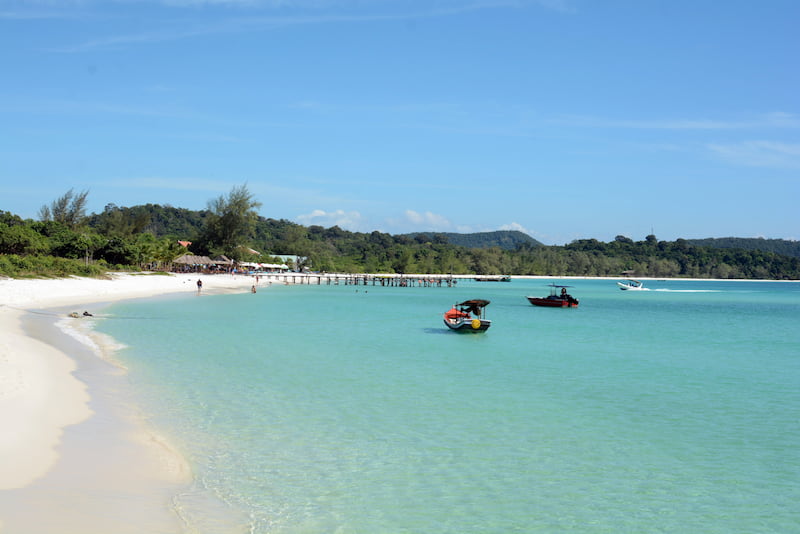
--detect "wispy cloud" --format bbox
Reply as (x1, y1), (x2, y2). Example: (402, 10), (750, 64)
(48, 24), (232, 53)
(161, 0), (289, 6)
(0, 10), (61, 20)
(532, 0), (575, 13)
(0, 8), (86, 20)
(160, 0), (566, 12)
(0, 96), (205, 123)
(99, 176), (235, 192)
(45, 0), (557, 52)
(552, 112), (800, 130)
(708, 140), (800, 169)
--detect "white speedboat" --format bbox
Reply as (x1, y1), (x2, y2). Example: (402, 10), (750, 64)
(617, 279), (645, 290)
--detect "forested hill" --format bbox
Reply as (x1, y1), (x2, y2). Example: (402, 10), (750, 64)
(686, 237), (800, 259)
(403, 231), (544, 250)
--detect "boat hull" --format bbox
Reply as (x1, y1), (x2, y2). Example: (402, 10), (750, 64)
(443, 318), (491, 332)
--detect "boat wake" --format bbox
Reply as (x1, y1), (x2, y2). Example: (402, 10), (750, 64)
(652, 289), (720, 293)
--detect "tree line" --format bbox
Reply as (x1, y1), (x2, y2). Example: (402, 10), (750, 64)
(1, 186), (799, 279)
(686, 237), (800, 259)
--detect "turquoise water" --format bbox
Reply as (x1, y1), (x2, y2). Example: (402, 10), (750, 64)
(97, 279), (800, 533)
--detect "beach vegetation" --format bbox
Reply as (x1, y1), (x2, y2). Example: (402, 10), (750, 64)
(0, 253), (110, 278)
(0, 221), (49, 255)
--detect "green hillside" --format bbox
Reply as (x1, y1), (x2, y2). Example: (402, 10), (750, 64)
(402, 231), (544, 250)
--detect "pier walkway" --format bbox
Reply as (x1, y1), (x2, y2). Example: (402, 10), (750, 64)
(256, 273), (502, 287)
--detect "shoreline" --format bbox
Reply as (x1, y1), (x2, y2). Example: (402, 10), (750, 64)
(0, 272), (261, 533)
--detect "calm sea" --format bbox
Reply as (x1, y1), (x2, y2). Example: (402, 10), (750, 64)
(95, 278), (800, 533)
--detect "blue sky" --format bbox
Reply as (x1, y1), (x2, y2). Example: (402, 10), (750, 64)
(1, 0), (798, 245)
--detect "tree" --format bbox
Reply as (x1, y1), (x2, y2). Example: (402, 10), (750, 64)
(0, 223), (49, 255)
(39, 189), (90, 230)
(96, 204), (150, 238)
(200, 184), (262, 259)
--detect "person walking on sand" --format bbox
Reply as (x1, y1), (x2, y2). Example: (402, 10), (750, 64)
(197, 278), (203, 294)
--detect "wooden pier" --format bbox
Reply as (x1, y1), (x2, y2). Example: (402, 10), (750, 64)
(257, 273), (471, 287)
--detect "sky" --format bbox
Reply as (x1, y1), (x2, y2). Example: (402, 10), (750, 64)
(1, 0), (798, 245)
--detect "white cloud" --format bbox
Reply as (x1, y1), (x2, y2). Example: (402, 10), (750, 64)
(380, 209), (455, 233)
(296, 208), (363, 230)
(498, 222), (532, 235)
(403, 209), (452, 230)
(708, 140), (800, 169)
(44, 0), (564, 52)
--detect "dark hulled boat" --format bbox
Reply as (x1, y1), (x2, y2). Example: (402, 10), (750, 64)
(527, 284), (579, 308)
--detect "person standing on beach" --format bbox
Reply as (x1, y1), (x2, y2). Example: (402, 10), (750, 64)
(197, 279), (203, 294)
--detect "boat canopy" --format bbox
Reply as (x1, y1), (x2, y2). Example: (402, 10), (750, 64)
(456, 299), (490, 315)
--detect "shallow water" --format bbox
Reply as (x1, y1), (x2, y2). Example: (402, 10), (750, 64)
(97, 278), (800, 533)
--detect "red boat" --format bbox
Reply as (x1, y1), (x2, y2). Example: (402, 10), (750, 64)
(527, 284), (579, 308)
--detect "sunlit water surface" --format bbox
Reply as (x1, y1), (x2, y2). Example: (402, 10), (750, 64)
(96, 279), (800, 533)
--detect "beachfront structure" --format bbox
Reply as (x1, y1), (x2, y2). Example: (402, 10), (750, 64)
(239, 262), (289, 273)
(271, 254), (308, 271)
(173, 254), (214, 267)
(173, 254), (234, 273)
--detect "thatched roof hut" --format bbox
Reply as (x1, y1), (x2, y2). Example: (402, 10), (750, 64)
(174, 254), (215, 266)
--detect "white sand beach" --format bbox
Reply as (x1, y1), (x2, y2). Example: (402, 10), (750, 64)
(0, 272), (260, 533)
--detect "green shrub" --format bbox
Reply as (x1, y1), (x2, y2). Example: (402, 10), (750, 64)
(0, 254), (113, 278)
